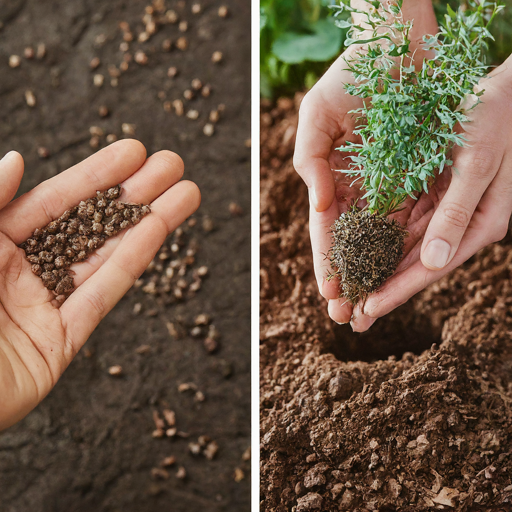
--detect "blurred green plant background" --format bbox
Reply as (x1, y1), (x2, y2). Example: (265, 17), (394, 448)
(260, 0), (512, 98)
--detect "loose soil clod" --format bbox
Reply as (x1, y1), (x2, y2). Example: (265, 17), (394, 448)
(328, 209), (406, 303)
(20, 185), (150, 297)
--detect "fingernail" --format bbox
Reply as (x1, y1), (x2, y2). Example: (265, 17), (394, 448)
(1, 151), (15, 163)
(334, 320), (348, 325)
(423, 239), (451, 269)
(309, 187), (318, 210)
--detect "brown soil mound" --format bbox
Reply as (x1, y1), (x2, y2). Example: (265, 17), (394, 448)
(260, 95), (512, 512)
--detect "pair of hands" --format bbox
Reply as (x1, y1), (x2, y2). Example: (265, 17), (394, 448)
(0, 140), (200, 431)
(294, 11), (512, 332)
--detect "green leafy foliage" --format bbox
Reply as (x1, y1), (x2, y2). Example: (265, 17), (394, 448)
(260, 0), (512, 99)
(332, 0), (503, 216)
(260, 0), (348, 98)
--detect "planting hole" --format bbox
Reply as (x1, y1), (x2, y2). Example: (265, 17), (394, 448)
(327, 301), (441, 363)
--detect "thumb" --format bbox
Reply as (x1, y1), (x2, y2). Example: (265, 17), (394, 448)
(0, 151), (24, 209)
(421, 146), (499, 270)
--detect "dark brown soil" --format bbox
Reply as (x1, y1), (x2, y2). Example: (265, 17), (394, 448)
(260, 95), (512, 512)
(0, 1), (250, 511)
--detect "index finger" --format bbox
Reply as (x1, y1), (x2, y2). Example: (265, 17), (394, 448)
(0, 139), (147, 244)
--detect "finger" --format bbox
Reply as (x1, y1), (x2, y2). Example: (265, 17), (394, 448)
(360, 161), (512, 324)
(310, 198), (340, 299)
(350, 302), (376, 332)
(328, 298), (353, 325)
(420, 144), (502, 271)
(0, 151), (24, 209)
(0, 139), (147, 244)
(294, 92), (336, 212)
(60, 180), (201, 351)
(70, 150), (185, 286)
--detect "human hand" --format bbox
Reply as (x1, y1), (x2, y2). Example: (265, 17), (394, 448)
(351, 55), (512, 331)
(0, 140), (200, 430)
(293, 1), (438, 328)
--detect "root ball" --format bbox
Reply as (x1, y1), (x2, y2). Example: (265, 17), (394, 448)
(328, 209), (406, 303)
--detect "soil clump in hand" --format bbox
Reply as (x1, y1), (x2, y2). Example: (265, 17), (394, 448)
(328, 209), (406, 303)
(20, 185), (150, 296)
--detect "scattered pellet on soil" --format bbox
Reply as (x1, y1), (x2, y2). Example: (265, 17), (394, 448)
(133, 302), (142, 315)
(20, 185), (150, 297)
(89, 57), (101, 69)
(242, 447), (250, 461)
(189, 442), (201, 455)
(176, 466), (187, 479)
(176, 37), (188, 51)
(211, 51), (223, 63)
(166, 428), (177, 437)
(190, 326), (202, 337)
(25, 90), (36, 107)
(204, 441), (218, 460)
(160, 456), (176, 467)
(89, 125), (104, 137)
(194, 390), (205, 402)
(228, 202), (243, 216)
(94, 34), (107, 47)
(152, 428), (164, 438)
(204, 337), (218, 353)
(196, 265), (208, 277)
(135, 344), (151, 354)
(93, 74), (104, 87)
(108, 365), (123, 376)
(106, 133), (117, 144)
(201, 84), (212, 97)
(36, 43), (46, 59)
(165, 9), (179, 23)
(162, 409), (176, 427)
(202, 216), (214, 232)
(121, 123), (136, 136)
(134, 50), (148, 65)
(9, 55), (21, 68)
(191, 3), (202, 14)
(244, 138), (251, 148)
(167, 66), (178, 77)
(203, 123), (215, 137)
(186, 109), (199, 120)
(89, 136), (100, 149)
(191, 78), (202, 91)
(24, 47), (34, 59)
(37, 147), (50, 159)
(178, 20), (188, 32)
(151, 468), (169, 480)
(218, 5), (229, 18)
(162, 38), (172, 51)
(153, 410), (165, 430)
(98, 105), (109, 117)
(209, 109), (220, 123)
(234, 468), (244, 482)
(194, 313), (210, 326)
(183, 89), (194, 100)
(178, 382), (197, 393)
(173, 99), (184, 116)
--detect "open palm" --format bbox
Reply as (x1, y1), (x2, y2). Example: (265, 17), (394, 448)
(0, 140), (200, 430)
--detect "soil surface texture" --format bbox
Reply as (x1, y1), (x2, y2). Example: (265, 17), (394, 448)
(260, 95), (512, 512)
(0, 1), (250, 511)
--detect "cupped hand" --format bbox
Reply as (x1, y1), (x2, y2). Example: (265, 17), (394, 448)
(0, 140), (200, 430)
(293, 3), (443, 330)
(351, 55), (512, 331)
